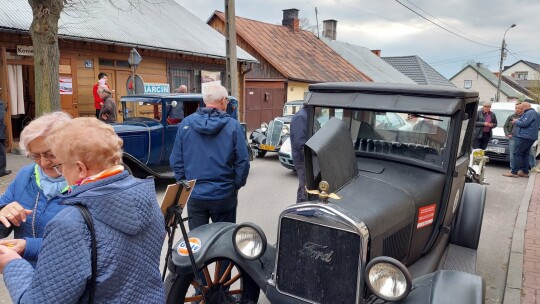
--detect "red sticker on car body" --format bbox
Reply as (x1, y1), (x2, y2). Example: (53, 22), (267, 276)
(417, 204), (436, 229)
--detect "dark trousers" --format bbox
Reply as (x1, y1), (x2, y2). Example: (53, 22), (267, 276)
(293, 160), (307, 203)
(0, 140), (5, 174)
(187, 193), (238, 230)
(473, 132), (491, 150)
(511, 137), (535, 174)
(96, 109), (101, 119)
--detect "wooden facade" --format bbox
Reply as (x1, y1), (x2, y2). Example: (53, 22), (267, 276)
(0, 31), (247, 151)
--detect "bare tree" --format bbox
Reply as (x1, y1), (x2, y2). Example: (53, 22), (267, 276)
(299, 17), (319, 34)
(28, 0), (64, 115)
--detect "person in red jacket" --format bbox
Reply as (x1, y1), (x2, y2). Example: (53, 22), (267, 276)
(92, 73), (108, 118)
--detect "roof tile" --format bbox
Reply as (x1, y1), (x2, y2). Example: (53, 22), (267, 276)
(213, 11), (369, 83)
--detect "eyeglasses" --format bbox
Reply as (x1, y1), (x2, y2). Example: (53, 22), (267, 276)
(27, 151), (56, 162)
(51, 163), (63, 175)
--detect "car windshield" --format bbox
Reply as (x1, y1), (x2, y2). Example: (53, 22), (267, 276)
(122, 101), (159, 120)
(283, 104), (303, 116)
(490, 109), (514, 126)
(314, 107), (451, 167)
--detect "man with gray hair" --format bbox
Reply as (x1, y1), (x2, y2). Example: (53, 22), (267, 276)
(504, 102), (540, 177)
(169, 84), (250, 230)
(473, 101), (497, 150)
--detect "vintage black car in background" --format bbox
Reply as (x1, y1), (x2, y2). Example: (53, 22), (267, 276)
(115, 93), (243, 179)
(250, 100), (304, 158)
(165, 83), (486, 303)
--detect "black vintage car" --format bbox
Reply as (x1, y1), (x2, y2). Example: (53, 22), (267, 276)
(250, 100), (304, 158)
(165, 83), (486, 303)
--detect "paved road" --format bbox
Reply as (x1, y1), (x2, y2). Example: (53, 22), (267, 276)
(0, 155), (528, 303)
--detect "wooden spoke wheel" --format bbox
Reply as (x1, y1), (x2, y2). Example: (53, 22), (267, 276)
(166, 258), (259, 304)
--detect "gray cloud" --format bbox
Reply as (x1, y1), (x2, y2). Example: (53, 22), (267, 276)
(176, 0), (540, 78)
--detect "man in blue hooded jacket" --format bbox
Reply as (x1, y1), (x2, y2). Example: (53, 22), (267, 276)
(169, 84), (250, 230)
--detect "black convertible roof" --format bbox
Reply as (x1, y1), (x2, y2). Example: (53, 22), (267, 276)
(307, 82), (479, 115)
(309, 82), (478, 98)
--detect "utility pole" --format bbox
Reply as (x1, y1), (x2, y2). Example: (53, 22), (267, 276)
(225, 0), (238, 98)
(495, 24), (516, 103)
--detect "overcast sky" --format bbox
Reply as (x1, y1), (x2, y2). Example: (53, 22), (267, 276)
(175, 0), (540, 79)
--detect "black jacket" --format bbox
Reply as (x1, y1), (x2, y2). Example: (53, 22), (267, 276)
(474, 109), (498, 140)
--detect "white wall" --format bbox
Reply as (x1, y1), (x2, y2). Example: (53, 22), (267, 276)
(502, 62), (540, 80)
(451, 67), (513, 102)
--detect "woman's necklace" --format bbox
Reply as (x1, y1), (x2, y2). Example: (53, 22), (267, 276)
(31, 192), (40, 238)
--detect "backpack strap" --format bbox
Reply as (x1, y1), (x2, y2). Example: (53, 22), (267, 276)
(75, 204), (97, 304)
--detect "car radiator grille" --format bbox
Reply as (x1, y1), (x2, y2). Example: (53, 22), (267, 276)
(267, 120), (283, 147)
(276, 216), (361, 304)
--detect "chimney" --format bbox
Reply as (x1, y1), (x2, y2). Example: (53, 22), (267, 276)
(282, 9), (299, 32)
(371, 50), (381, 57)
(322, 19), (337, 40)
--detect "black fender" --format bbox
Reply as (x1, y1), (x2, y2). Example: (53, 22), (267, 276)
(250, 129), (267, 146)
(450, 183), (486, 250)
(400, 270), (484, 303)
(168, 222), (276, 290)
(122, 153), (174, 179)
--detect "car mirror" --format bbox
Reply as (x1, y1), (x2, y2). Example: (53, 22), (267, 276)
(171, 100), (177, 108)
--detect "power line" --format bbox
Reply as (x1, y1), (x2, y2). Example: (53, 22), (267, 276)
(394, 0), (498, 48)
(403, 0), (498, 45)
(429, 49), (500, 65)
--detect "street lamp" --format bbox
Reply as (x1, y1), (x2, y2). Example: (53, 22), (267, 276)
(495, 23), (516, 103)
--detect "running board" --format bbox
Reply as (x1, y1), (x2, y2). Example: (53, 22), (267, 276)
(441, 244), (477, 274)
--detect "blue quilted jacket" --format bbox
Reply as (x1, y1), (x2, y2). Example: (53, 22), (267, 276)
(0, 164), (67, 266)
(3, 171), (166, 303)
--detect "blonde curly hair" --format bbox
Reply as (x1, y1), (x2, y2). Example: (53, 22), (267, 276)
(48, 117), (123, 171)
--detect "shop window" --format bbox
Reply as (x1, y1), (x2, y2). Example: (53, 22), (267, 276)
(99, 59), (114, 66)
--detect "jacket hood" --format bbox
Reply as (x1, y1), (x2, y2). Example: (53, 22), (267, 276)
(190, 107), (231, 135)
(62, 171), (158, 236)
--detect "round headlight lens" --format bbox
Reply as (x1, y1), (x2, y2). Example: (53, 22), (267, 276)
(472, 149), (485, 160)
(232, 223), (267, 260)
(365, 257), (411, 302)
(282, 124), (290, 135)
(261, 123), (268, 132)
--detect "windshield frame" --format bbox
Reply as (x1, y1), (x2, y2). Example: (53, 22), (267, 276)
(310, 106), (453, 171)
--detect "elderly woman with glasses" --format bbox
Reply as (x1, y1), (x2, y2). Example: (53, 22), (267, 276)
(0, 117), (165, 303)
(0, 112), (71, 266)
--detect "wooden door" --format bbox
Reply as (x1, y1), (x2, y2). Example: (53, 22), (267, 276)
(59, 56), (78, 117)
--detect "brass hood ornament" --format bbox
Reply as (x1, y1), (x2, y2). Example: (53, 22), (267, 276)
(306, 181), (341, 203)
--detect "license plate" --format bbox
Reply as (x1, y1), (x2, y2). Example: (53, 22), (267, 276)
(486, 147), (505, 154)
(259, 144), (275, 151)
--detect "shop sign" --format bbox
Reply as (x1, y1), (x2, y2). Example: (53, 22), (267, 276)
(17, 45), (34, 56)
(144, 83), (170, 94)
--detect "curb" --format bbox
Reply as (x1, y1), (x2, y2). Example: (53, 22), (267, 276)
(503, 172), (536, 303)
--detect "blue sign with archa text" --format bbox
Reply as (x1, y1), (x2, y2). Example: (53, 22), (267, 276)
(144, 83), (170, 94)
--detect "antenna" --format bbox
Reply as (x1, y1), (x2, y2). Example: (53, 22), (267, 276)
(315, 7), (320, 38)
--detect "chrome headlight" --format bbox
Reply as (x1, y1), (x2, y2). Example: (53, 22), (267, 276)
(281, 124), (290, 135)
(261, 123), (268, 132)
(472, 149), (485, 160)
(280, 137), (292, 154)
(232, 223), (267, 260)
(365, 257), (411, 302)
